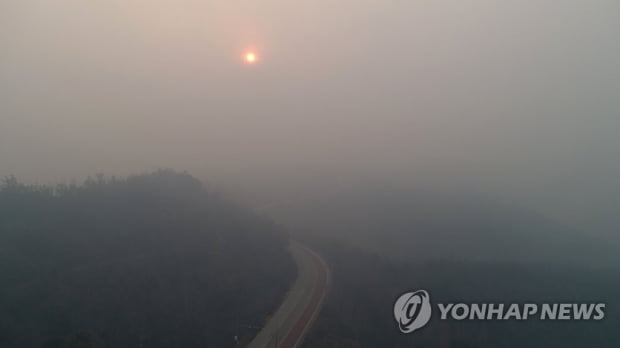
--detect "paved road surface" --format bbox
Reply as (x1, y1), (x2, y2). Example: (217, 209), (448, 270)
(246, 241), (328, 348)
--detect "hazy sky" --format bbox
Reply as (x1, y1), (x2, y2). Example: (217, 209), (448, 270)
(1, 0), (619, 233)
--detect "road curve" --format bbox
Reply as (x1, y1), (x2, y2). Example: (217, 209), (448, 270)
(246, 241), (328, 348)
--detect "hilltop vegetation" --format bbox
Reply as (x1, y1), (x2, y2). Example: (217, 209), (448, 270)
(0, 170), (294, 348)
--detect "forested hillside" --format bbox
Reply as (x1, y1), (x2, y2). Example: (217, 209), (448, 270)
(0, 170), (295, 348)
(303, 240), (620, 348)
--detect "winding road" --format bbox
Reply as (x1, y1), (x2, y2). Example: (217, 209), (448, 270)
(246, 241), (329, 348)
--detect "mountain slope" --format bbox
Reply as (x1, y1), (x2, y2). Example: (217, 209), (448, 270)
(0, 170), (295, 348)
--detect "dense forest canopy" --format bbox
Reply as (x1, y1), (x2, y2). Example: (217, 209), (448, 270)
(303, 240), (620, 348)
(0, 170), (294, 348)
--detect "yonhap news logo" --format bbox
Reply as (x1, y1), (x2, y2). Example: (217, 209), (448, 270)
(394, 290), (432, 333)
(394, 289), (606, 334)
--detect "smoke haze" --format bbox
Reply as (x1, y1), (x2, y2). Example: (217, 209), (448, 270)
(2, 0), (619, 236)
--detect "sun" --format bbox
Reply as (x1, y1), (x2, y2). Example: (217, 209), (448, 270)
(244, 52), (257, 64)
